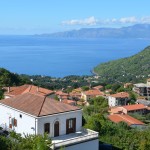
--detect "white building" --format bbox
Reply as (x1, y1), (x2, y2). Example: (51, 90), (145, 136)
(133, 82), (150, 98)
(0, 92), (99, 150)
(108, 92), (129, 107)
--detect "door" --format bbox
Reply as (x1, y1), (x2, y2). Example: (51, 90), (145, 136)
(66, 118), (76, 134)
(54, 121), (59, 137)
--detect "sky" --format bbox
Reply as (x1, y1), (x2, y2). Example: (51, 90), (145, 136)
(0, 0), (150, 34)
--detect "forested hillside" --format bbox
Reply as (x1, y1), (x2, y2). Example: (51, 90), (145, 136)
(0, 68), (31, 99)
(94, 46), (150, 83)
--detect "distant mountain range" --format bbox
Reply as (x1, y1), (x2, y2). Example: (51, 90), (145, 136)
(94, 46), (150, 83)
(40, 24), (150, 38)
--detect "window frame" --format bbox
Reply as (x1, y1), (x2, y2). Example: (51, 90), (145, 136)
(44, 123), (50, 134)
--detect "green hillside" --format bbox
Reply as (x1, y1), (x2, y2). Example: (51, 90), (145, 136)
(94, 46), (150, 83)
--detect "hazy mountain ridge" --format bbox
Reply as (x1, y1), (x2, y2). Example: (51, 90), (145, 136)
(41, 24), (150, 38)
(94, 46), (150, 83)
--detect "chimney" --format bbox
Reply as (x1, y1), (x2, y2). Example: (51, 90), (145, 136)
(147, 79), (150, 86)
(8, 87), (10, 93)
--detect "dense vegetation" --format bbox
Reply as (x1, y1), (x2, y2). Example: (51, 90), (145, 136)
(0, 68), (31, 87)
(0, 68), (31, 99)
(25, 75), (90, 90)
(0, 68), (149, 150)
(0, 131), (52, 150)
(94, 46), (150, 83)
(83, 96), (150, 150)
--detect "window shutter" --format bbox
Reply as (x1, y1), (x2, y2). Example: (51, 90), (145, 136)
(66, 119), (69, 134)
(14, 119), (17, 127)
(73, 118), (76, 132)
(9, 124), (12, 129)
(44, 123), (50, 134)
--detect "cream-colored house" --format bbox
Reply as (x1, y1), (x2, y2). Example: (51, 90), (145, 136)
(81, 89), (104, 101)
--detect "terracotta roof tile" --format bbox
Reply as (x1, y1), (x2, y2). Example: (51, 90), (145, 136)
(0, 93), (80, 117)
(122, 104), (146, 111)
(108, 114), (145, 126)
(83, 89), (104, 96)
(110, 92), (129, 98)
(55, 91), (69, 96)
(109, 107), (123, 114)
(61, 99), (76, 105)
(4, 85), (54, 97)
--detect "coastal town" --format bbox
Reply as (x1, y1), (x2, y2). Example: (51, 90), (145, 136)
(0, 72), (150, 149)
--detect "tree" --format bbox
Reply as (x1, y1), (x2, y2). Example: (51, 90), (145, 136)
(0, 89), (4, 100)
(0, 131), (52, 150)
(81, 86), (89, 91)
(84, 114), (102, 133)
(129, 91), (137, 103)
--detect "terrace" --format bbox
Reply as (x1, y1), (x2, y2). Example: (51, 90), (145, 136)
(51, 128), (99, 149)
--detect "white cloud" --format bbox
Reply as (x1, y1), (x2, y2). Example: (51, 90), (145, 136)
(62, 16), (98, 26)
(140, 16), (150, 23)
(62, 16), (150, 26)
(119, 17), (137, 23)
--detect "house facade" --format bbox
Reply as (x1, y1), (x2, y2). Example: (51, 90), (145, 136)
(81, 89), (104, 101)
(133, 81), (150, 97)
(108, 92), (129, 107)
(0, 93), (99, 150)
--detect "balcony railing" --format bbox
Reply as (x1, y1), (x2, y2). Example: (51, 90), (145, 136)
(52, 128), (98, 149)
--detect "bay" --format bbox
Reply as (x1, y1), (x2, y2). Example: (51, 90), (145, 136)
(0, 35), (149, 77)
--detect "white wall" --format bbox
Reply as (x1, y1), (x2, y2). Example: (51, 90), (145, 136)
(0, 104), (37, 136)
(108, 96), (117, 107)
(60, 139), (99, 150)
(0, 104), (82, 138)
(37, 110), (82, 137)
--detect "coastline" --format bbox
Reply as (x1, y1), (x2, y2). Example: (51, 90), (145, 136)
(90, 69), (99, 76)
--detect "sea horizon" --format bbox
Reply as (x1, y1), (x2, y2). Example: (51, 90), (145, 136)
(0, 35), (150, 77)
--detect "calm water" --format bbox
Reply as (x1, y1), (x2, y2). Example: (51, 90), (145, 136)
(0, 35), (150, 77)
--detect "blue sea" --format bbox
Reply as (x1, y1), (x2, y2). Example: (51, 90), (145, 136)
(0, 35), (150, 77)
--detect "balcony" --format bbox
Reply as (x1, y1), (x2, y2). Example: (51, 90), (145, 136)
(51, 128), (99, 149)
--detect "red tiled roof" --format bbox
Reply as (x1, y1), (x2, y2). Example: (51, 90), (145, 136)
(108, 114), (145, 126)
(122, 104), (146, 111)
(55, 91), (69, 96)
(83, 89), (104, 96)
(4, 85), (30, 97)
(0, 93), (80, 117)
(4, 85), (54, 97)
(29, 85), (54, 96)
(110, 92), (129, 98)
(109, 107), (123, 114)
(92, 85), (103, 90)
(72, 88), (82, 93)
(62, 99), (76, 105)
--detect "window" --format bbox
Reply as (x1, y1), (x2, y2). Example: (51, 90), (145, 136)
(11, 118), (17, 127)
(44, 123), (50, 134)
(20, 114), (22, 118)
(69, 119), (73, 129)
